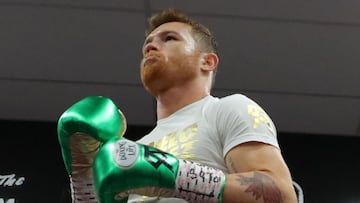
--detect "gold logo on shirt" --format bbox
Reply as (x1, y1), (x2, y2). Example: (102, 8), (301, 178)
(148, 123), (198, 160)
(247, 104), (272, 130)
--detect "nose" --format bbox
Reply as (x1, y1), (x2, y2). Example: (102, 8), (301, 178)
(143, 41), (159, 55)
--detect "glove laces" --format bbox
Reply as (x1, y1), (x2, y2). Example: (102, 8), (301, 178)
(70, 176), (99, 203)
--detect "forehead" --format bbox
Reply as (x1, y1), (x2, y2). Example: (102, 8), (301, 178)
(146, 22), (193, 39)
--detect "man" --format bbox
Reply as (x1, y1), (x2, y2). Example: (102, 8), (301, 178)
(58, 8), (297, 203)
(133, 8), (297, 203)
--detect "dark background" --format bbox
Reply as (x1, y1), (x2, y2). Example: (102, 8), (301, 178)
(1, 120), (359, 203)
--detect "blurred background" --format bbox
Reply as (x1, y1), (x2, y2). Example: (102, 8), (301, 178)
(1, 0), (359, 202)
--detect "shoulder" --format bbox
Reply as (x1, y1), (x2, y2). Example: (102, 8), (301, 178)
(217, 94), (251, 105)
(203, 94), (254, 125)
(208, 94), (274, 130)
(209, 94), (254, 113)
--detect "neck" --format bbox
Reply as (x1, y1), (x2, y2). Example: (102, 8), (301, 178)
(155, 82), (210, 120)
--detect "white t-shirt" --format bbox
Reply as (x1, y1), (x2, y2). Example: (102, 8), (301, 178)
(128, 94), (279, 203)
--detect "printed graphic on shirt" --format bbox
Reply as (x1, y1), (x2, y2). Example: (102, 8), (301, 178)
(148, 123), (198, 161)
(247, 104), (272, 131)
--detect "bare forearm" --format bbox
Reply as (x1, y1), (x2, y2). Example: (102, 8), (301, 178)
(222, 171), (297, 203)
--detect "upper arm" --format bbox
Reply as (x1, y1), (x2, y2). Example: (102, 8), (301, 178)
(215, 95), (297, 202)
(224, 141), (297, 202)
(216, 95), (290, 180)
(225, 141), (290, 177)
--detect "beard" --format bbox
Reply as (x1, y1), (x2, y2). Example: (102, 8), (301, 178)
(140, 51), (199, 96)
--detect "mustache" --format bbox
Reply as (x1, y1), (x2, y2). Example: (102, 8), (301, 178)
(141, 51), (163, 67)
(144, 51), (162, 58)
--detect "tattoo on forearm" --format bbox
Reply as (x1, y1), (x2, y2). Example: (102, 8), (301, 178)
(236, 172), (282, 203)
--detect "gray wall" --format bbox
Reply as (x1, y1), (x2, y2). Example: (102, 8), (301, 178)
(1, 1), (359, 136)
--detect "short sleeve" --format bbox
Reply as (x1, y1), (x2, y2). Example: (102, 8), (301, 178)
(215, 94), (279, 157)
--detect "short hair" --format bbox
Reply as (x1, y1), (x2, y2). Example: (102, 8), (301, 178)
(146, 9), (219, 89)
(146, 8), (218, 55)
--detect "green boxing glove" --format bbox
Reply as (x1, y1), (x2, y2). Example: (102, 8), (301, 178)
(94, 137), (226, 203)
(57, 96), (127, 202)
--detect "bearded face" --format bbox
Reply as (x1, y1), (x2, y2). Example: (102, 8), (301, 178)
(140, 22), (201, 96)
(140, 49), (200, 96)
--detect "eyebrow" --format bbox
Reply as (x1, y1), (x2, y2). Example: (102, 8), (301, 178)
(143, 30), (180, 46)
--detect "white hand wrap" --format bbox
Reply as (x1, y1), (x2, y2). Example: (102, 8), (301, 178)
(175, 160), (226, 203)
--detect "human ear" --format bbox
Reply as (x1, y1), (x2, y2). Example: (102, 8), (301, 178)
(200, 52), (219, 72)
